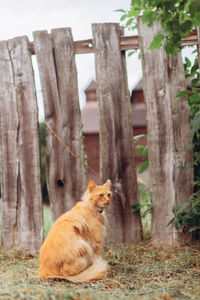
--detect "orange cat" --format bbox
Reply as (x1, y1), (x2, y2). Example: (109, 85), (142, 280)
(38, 179), (112, 282)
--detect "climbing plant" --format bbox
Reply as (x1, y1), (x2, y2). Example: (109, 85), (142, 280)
(118, 0), (200, 235)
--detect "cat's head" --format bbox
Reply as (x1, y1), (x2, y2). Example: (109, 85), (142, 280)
(83, 179), (112, 213)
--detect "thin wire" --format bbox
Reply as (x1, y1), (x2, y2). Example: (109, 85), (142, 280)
(21, 87), (99, 176)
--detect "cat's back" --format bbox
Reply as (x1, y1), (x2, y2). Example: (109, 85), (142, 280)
(40, 203), (84, 251)
(44, 201), (87, 238)
(40, 200), (104, 256)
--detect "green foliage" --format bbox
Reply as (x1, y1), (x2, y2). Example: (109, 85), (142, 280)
(182, 54), (200, 187)
(172, 54), (200, 234)
(138, 160), (149, 174)
(132, 185), (152, 238)
(132, 135), (151, 224)
(183, 54), (200, 118)
(168, 191), (200, 234)
(191, 111), (200, 138)
(118, 0), (200, 56)
(132, 185), (152, 217)
(133, 134), (149, 174)
(119, 0), (200, 236)
(148, 34), (164, 50)
(136, 145), (148, 158)
(43, 205), (53, 238)
(176, 89), (192, 98)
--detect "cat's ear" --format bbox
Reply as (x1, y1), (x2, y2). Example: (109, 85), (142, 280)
(88, 181), (96, 192)
(105, 179), (111, 187)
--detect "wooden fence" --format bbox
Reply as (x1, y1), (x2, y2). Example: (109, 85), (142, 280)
(0, 23), (199, 254)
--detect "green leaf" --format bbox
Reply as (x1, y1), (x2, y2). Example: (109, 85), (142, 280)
(176, 201), (191, 214)
(128, 9), (140, 18)
(180, 20), (192, 34)
(192, 49), (197, 54)
(127, 5), (141, 18)
(126, 18), (134, 27)
(143, 146), (148, 157)
(167, 217), (175, 226)
(190, 63), (199, 76)
(188, 94), (199, 104)
(194, 12), (200, 26)
(142, 10), (155, 26)
(120, 14), (127, 21)
(189, 0), (200, 18)
(191, 111), (200, 137)
(164, 41), (179, 56)
(128, 50), (135, 57)
(148, 34), (164, 50)
(191, 78), (200, 87)
(185, 57), (191, 67)
(189, 225), (200, 232)
(131, 0), (144, 9)
(115, 9), (126, 13)
(176, 166), (185, 170)
(176, 90), (191, 98)
(136, 145), (144, 157)
(138, 161), (149, 174)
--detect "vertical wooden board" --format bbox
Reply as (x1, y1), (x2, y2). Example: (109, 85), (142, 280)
(167, 53), (193, 213)
(0, 40), (19, 249)
(92, 23), (142, 244)
(197, 27), (200, 70)
(0, 37), (43, 254)
(33, 29), (85, 220)
(51, 28), (85, 210)
(138, 19), (193, 246)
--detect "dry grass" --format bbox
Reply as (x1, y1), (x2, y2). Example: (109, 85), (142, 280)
(0, 241), (199, 300)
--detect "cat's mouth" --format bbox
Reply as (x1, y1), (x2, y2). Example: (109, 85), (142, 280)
(98, 206), (104, 213)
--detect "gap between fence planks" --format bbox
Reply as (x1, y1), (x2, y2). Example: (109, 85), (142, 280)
(29, 28), (198, 55)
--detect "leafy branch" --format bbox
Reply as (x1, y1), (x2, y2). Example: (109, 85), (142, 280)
(117, 0), (200, 56)
(119, 0), (200, 235)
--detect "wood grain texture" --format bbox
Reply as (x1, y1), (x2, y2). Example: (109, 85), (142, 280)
(92, 23), (142, 244)
(197, 27), (200, 70)
(0, 36), (43, 254)
(33, 29), (86, 221)
(138, 19), (194, 246)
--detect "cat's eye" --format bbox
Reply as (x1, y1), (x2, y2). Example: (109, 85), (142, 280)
(100, 193), (104, 197)
(107, 193), (111, 198)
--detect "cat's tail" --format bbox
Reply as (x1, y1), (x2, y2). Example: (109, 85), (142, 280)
(46, 256), (108, 283)
(66, 256), (107, 282)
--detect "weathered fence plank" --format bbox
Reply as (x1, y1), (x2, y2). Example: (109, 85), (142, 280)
(197, 27), (200, 70)
(33, 29), (85, 220)
(0, 36), (43, 254)
(138, 19), (194, 246)
(92, 23), (143, 244)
